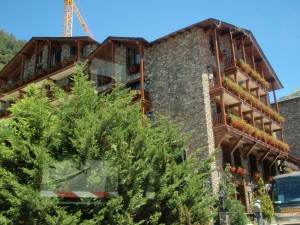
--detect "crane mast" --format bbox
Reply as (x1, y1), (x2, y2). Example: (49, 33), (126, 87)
(63, 0), (74, 37)
(62, 0), (94, 38)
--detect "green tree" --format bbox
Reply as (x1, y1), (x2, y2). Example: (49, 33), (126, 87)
(0, 64), (217, 224)
(0, 30), (26, 70)
(253, 178), (274, 222)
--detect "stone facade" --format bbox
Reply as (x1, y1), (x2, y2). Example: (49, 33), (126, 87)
(275, 97), (300, 159)
(144, 28), (219, 191)
(82, 44), (98, 58)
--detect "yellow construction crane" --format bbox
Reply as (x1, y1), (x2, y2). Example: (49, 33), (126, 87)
(63, 0), (94, 38)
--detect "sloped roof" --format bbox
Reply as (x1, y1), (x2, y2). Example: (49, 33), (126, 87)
(150, 18), (283, 90)
(0, 36), (99, 80)
(278, 88), (300, 102)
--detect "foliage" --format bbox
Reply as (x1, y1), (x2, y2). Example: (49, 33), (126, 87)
(253, 178), (274, 222)
(219, 165), (248, 225)
(0, 64), (217, 224)
(229, 114), (289, 152)
(0, 30), (26, 70)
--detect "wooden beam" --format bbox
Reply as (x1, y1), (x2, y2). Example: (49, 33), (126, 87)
(111, 41), (115, 85)
(279, 157), (288, 168)
(244, 142), (256, 159)
(213, 26), (222, 87)
(244, 42), (252, 48)
(250, 87), (259, 93)
(241, 36), (246, 61)
(77, 41), (82, 60)
(270, 155), (280, 169)
(21, 54), (25, 79)
(34, 41), (38, 72)
(230, 136), (243, 155)
(273, 129), (282, 132)
(259, 149), (271, 163)
(228, 102), (241, 108)
(215, 131), (228, 147)
(251, 45), (256, 71)
(220, 92), (227, 125)
(139, 42), (145, 127)
(255, 57), (264, 63)
(254, 116), (263, 120)
(272, 81), (279, 113)
(229, 31), (236, 67)
(243, 110), (253, 115)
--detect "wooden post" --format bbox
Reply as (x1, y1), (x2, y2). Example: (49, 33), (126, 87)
(213, 26), (222, 87)
(77, 41), (82, 60)
(238, 102), (243, 119)
(47, 40), (52, 67)
(251, 45), (256, 71)
(280, 130), (284, 142)
(34, 41), (38, 72)
(229, 30), (236, 67)
(246, 80), (250, 92)
(261, 117), (265, 132)
(21, 54), (25, 79)
(111, 41), (115, 85)
(241, 36), (246, 62)
(139, 43), (145, 127)
(220, 92), (226, 125)
(272, 81), (279, 113)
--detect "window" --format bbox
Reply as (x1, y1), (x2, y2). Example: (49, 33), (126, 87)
(127, 48), (140, 67)
(51, 47), (62, 65)
(37, 52), (43, 64)
(70, 46), (77, 58)
(127, 48), (140, 75)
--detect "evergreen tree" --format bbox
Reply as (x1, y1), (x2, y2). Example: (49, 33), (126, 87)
(0, 30), (26, 70)
(0, 64), (217, 224)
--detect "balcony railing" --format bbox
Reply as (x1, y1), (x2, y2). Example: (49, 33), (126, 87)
(213, 113), (290, 152)
(236, 59), (270, 90)
(222, 77), (285, 124)
(0, 58), (76, 95)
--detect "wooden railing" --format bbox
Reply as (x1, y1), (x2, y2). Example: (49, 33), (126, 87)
(213, 113), (226, 127)
(213, 113), (290, 152)
(209, 77), (220, 89)
(0, 58), (76, 95)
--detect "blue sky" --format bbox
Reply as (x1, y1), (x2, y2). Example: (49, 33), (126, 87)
(1, 0), (299, 99)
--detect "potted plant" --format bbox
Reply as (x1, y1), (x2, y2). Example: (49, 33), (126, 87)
(229, 165), (236, 174)
(236, 166), (246, 176)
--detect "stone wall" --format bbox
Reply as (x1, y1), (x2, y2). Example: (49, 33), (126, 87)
(115, 45), (140, 83)
(42, 44), (48, 69)
(83, 44), (98, 58)
(144, 28), (219, 191)
(275, 98), (300, 159)
(61, 44), (70, 61)
(24, 54), (35, 78)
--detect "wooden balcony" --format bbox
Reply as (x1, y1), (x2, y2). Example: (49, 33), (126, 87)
(213, 113), (289, 159)
(224, 65), (268, 95)
(210, 77), (285, 126)
(224, 58), (270, 92)
(0, 63), (76, 102)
